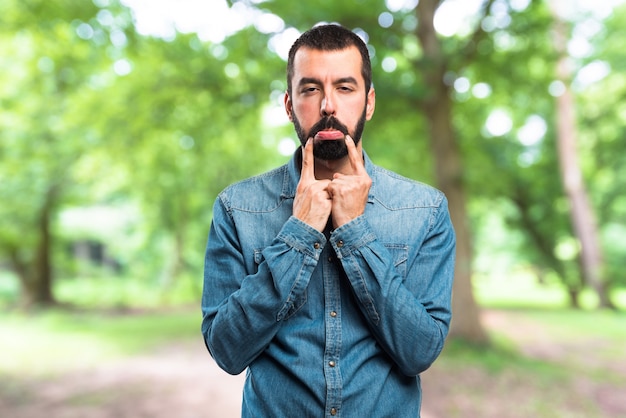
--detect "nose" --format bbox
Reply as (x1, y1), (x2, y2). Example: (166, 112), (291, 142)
(321, 94), (336, 117)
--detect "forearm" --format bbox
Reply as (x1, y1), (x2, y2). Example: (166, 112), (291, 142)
(331, 215), (455, 376)
(201, 215), (325, 375)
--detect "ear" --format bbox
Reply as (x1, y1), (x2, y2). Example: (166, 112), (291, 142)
(284, 91), (294, 122)
(365, 87), (376, 121)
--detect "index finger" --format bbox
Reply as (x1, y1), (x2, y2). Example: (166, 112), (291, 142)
(300, 138), (316, 183)
(345, 135), (366, 175)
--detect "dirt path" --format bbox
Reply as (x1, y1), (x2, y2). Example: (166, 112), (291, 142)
(1, 310), (624, 417)
(0, 340), (246, 418)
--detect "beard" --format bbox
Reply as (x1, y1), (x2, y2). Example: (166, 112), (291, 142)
(293, 108), (367, 161)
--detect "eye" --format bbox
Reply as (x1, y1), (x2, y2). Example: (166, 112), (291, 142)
(301, 85), (319, 95)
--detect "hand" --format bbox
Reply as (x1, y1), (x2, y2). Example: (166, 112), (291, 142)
(293, 139), (332, 232)
(327, 135), (372, 229)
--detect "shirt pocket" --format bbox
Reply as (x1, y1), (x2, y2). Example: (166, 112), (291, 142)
(383, 243), (408, 278)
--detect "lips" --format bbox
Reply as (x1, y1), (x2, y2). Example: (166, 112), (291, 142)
(314, 129), (345, 140)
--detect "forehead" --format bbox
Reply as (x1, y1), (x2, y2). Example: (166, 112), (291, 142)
(292, 46), (364, 85)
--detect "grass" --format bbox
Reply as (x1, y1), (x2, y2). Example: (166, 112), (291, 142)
(54, 274), (201, 309)
(474, 269), (626, 310)
(0, 308), (200, 377)
(1, 272), (202, 377)
(0, 271), (201, 310)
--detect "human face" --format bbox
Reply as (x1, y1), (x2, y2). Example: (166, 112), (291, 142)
(285, 46), (375, 160)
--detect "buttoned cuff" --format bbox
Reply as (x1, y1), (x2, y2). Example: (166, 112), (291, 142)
(277, 216), (327, 259)
(329, 216), (376, 258)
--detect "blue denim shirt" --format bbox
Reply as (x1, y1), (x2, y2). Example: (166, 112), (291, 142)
(201, 149), (455, 417)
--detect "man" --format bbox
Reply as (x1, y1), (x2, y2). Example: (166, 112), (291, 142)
(201, 24), (455, 417)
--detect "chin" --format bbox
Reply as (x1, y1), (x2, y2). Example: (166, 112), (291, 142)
(313, 140), (348, 160)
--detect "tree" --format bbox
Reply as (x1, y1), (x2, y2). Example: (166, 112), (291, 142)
(550, 0), (614, 308)
(221, 0), (492, 341)
(447, 0), (623, 309)
(0, 0), (288, 307)
(414, 0), (489, 342)
(0, 0), (113, 306)
(581, 3), (626, 293)
(83, 26), (288, 285)
(3, 0), (622, 312)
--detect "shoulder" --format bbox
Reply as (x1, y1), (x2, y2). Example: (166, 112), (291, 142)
(370, 165), (446, 209)
(217, 164), (289, 212)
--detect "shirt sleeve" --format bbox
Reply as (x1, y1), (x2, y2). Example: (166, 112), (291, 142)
(329, 197), (456, 376)
(201, 196), (325, 375)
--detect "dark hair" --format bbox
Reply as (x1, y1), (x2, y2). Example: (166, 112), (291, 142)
(287, 24), (372, 95)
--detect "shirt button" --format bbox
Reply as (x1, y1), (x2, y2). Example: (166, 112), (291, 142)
(330, 311), (337, 317)
(314, 242), (320, 249)
(330, 408), (337, 416)
(337, 240), (344, 248)
(328, 256), (333, 262)
(329, 361), (336, 367)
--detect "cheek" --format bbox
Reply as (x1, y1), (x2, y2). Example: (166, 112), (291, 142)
(346, 97), (367, 115)
(293, 103), (317, 123)
(297, 100), (318, 112)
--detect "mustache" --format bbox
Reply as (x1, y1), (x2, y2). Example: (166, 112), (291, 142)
(310, 117), (349, 138)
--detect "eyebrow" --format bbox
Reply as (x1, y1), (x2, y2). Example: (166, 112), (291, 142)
(298, 76), (359, 87)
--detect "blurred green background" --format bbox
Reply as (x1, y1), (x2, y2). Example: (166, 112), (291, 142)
(1, 0), (625, 417)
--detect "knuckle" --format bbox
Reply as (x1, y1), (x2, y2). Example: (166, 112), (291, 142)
(296, 183), (308, 194)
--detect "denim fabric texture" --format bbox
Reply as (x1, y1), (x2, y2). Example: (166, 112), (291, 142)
(201, 149), (456, 418)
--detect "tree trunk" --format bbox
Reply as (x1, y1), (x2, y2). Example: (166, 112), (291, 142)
(11, 186), (57, 308)
(416, 0), (489, 344)
(510, 184), (582, 308)
(550, 2), (613, 309)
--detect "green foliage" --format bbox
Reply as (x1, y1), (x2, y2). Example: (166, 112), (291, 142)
(0, 0), (624, 307)
(578, 3), (626, 287)
(0, 0), (121, 305)
(0, 0), (288, 302)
